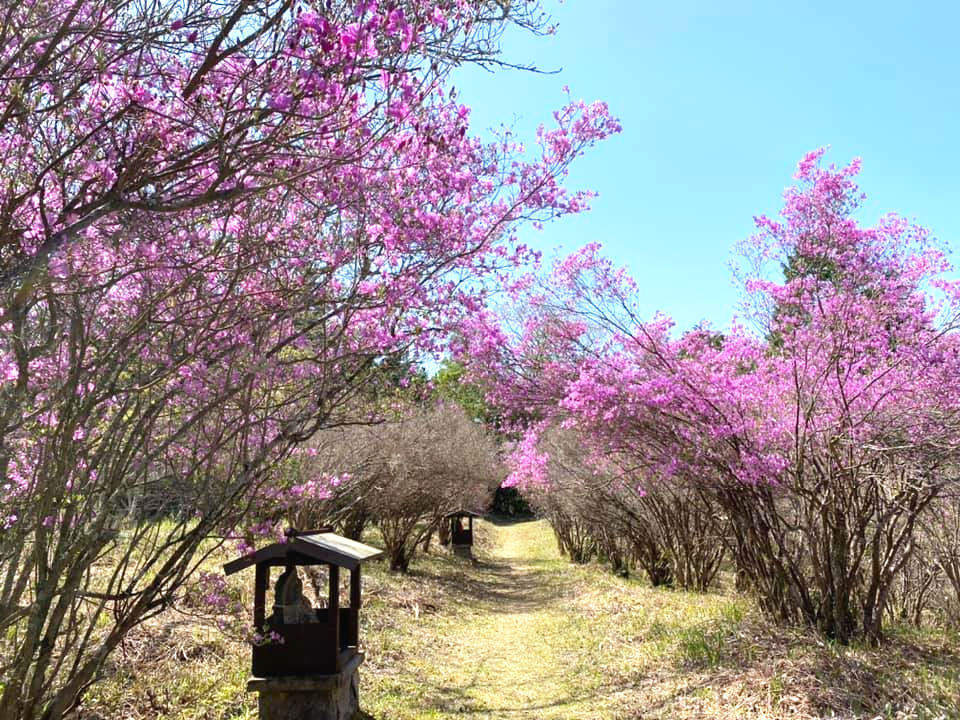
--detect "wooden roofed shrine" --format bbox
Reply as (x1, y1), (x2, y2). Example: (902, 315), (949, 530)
(224, 530), (382, 677)
(444, 509), (483, 548)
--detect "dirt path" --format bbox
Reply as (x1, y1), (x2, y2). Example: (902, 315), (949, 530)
(364, 518), (617, 719)
(425, 520), (581, 716)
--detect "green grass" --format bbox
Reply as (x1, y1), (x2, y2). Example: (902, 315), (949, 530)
(79, 518), (960, 720)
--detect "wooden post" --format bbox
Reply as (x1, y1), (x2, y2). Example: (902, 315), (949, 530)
(328, 564), (340, 669)
(350, 567), (361, 609)
(328, 564), (340, 613)
(254, 563), (268, 628)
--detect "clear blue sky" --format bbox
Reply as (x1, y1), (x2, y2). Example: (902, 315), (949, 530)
(453, 0), (960, 332)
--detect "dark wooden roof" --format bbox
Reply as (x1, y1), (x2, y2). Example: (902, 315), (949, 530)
(443, 509), (484, 519)
(223, 533), (383, 575)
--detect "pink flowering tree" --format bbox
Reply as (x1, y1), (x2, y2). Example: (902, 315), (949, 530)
(0, 3), (619, 718)
(463, 151), (960, 644)
(0, 0), (557, 295)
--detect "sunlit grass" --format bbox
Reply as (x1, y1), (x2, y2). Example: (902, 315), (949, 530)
(79, 518), (960, 720)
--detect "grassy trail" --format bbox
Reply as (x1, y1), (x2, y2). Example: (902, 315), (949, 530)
(364, 518), (617, 719)
(412, 519), (598, 717)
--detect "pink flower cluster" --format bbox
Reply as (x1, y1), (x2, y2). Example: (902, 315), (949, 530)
(457, 151), (960, 498)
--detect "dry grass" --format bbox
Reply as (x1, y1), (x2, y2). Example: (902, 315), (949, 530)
(78, 518), (960, 720)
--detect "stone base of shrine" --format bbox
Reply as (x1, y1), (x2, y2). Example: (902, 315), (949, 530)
(247, 651), (363, 720)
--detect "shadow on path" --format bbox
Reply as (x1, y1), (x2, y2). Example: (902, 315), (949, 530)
(367, 516), (595, 718)
(408, 516), (572, 613)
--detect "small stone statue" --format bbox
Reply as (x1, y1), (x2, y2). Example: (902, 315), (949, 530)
(272, 565), (318, 624)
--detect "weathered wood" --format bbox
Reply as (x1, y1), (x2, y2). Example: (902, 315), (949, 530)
(328, 564), (340, 671)
(224, 544), (287, 575)
(252, 621), (340, 676)
(442, 509), (483, 519)
(447, 511), (480, 547)
(224, 533), (382, 575)
(451, 521), (473, 546)
(229, 531), (377, 682)
(328, 565), (340, 615)
(254, 563), (268, 628)
(350, 567), (361, 610)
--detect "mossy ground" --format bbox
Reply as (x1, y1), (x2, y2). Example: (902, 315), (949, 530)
(80, 518), (960, 719)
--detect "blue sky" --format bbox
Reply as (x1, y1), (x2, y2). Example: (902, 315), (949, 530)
(452, 1), (960, 331)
